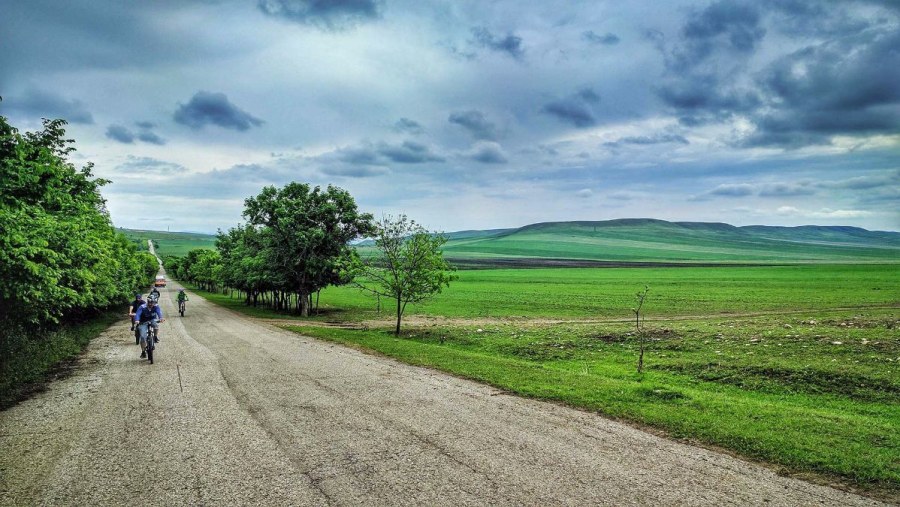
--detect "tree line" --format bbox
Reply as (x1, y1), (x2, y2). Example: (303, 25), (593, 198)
(165, 184), (455, 333)
(1, 115), (159, 377)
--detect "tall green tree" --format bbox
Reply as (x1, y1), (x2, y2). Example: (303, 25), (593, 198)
(351, 215), (456, 335)
(242, 183), (374, 316)
(0, 116), (155, 328)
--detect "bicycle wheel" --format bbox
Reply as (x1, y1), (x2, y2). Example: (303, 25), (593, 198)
(179, 302), (184, 317)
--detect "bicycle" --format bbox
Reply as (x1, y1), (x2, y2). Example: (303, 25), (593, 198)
(147, 325), (157, 364)
(138, 320), (159, 364)
(178, 300), (186, 317)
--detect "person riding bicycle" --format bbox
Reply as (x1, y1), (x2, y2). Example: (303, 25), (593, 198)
(149, 286), (161, 300)
(176, 289), (188, 306)
(134, 297), (164, 359)
(127, 293), (144, 332)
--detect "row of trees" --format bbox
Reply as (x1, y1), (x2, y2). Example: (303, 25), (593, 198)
(166, 183), (455, 333)
(1, 116), (159, 335)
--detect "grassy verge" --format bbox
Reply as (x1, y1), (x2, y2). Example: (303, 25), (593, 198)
(0, 309), (122, 409)
(284, 313), (899, 497)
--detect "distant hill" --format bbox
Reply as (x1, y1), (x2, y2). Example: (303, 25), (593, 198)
(440, 219), (900, 265)
(122, 220), (900, 264)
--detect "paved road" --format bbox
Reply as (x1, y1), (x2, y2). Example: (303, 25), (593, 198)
(0, 283), (887, 506)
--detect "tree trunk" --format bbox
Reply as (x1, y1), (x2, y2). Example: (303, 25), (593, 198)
(395, 297), (402, 335)
(298, 290), (310, 317)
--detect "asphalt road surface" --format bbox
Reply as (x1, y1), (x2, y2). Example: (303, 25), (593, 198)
(0, 283), (887, 506)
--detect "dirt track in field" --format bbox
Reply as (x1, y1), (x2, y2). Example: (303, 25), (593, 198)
(254, 303), (900, 332)
(0, 281), (889, 506)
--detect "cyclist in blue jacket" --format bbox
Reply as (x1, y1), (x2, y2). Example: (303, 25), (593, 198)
(134, 298), (165, 359)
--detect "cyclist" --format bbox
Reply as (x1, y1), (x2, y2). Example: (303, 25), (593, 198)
(127, 293), (144, 332)
(149, 285), (161, 300)
(134, 297), (164, 359)
(176, 289), (189, 315)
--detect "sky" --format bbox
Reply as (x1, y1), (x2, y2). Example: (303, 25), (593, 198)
(1, 0), (899, 233)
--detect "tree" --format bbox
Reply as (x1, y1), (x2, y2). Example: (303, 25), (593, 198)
(632, 285), (650, 373)
(0, 116), (155, 328)
(351, 215), (456, 335)
(241, 183), (374, 316)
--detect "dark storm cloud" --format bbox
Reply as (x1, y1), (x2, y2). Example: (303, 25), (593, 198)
(653, 1), (765, 127)
(582, 31), (620, 45)
(174, 91), (264, 131)
(604, 133), (689, 147)
(106, 124), (135, 144)
(257, 0), (382, 30)
(467, 142), (508, 164)
(137, 131), (166, 145)
(448, 110), (499, 140)
(336, 145), (380, 166)
(393, 117), (424, 135)
(657, 74), (760, 115)
(4, 89), (94, 124)
(106, 122), (166, 145)
(655, 0), (900, 148)
(471, 27), (524, 60)
(541, 88), (601, 128)
(134, 121), (166, 145)
(378, 140), (444, 164)
(672, 0), (765, 71)
(744, 29), (900, 147)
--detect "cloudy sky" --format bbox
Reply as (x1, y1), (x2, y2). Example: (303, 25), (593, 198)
(2, 0), (898, 233)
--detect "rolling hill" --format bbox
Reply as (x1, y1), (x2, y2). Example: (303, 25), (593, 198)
(122, 219), (900, 264)
(440, 219), (900, 265)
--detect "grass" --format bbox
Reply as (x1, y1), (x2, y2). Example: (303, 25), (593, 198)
(188, 263), (900, 497)
(0, 309), (122, 409)
(310, 264), (898, 320)
(118, 228), (216, 257)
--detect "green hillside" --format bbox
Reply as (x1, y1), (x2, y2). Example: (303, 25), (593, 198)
(441, 219), (900, 264)
(118, 229), (217, 257)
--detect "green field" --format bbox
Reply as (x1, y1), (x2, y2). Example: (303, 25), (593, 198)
(118, 229), (217, 257)
(309, 264), (899, 319)
(441, 220), (900, 264)
(190, 263), (900, 497)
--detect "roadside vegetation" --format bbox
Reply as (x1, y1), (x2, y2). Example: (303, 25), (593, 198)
(188, 263), (899, 495)
(0, 115), (157, 404)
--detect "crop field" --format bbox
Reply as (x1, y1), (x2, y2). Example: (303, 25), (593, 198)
(192, 263), (900, 495)
(313, 264), (899, 319)
(118, 229), (216, 257)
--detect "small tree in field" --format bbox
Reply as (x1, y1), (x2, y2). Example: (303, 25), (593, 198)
(633, 285), (650, 373)
(352, 215), (456, 335)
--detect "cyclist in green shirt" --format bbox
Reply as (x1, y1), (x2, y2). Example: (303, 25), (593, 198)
(176, 289), (189, 316)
